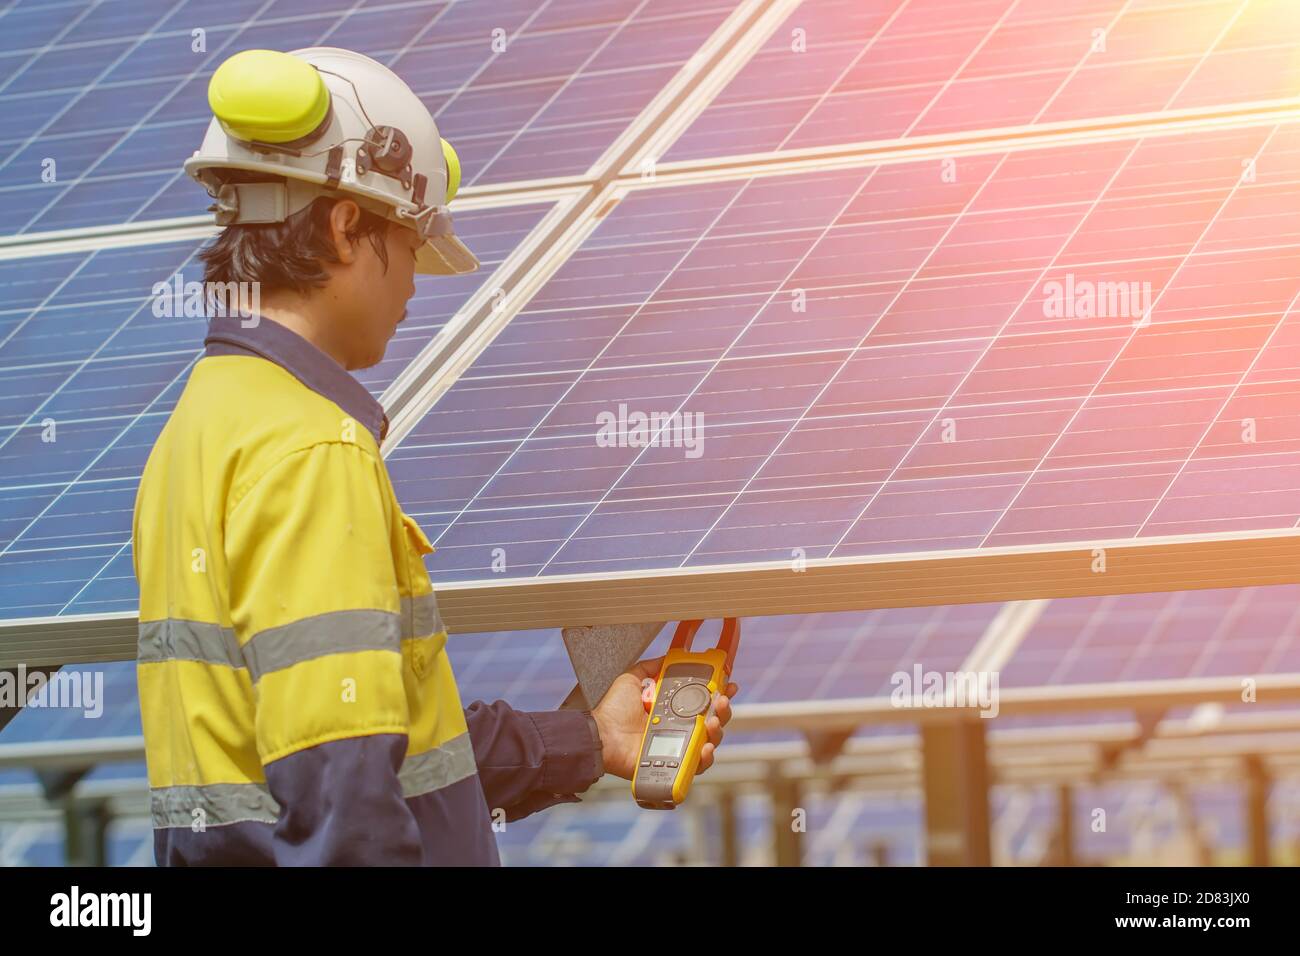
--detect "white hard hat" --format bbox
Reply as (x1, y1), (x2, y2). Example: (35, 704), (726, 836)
(185, 47), (479, 275)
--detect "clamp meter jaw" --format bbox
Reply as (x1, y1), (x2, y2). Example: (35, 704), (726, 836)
(632, 618), (739, 810)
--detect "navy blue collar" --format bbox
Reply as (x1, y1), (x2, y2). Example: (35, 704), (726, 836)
(204, 314), (389, 443)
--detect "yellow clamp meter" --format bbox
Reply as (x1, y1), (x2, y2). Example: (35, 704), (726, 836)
(633, 618), (739, 810)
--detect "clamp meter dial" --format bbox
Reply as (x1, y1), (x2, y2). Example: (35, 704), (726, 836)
(632, 618), (739, 810)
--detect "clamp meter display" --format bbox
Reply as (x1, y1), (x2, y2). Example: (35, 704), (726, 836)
(633, 618), (739, 810)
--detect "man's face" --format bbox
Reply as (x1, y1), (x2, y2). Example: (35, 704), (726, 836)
(338, 220), (419, 370)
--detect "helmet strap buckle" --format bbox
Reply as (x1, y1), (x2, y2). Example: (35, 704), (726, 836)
(209, 183), (289, 225)
(323, 145), (345, 191)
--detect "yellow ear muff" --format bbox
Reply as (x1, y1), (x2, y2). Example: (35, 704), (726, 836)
(442, 138), (462, 203)
(209, 49), (332, 146)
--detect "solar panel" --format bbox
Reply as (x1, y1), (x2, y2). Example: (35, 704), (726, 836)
(667, 0), (1300, 163)
(1002, 585), (1300, 685)
(0, 201), (554, 620)
(0, 659), (140, 745)
(382, 122), (1300, 585)
(5, 2), (1291, 639)
(0, 0), (735, 235)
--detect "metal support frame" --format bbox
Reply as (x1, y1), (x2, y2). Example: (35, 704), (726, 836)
(59, 798), (110, 867)
(803, 729), (853, 764)
(558, 622), (665, 710)
(768, 769), (803, 867)
(716, 788), (739, 868)
(868, 839), (890, 866)
(11, 531), (1300, 667)
(1244, 754), (1271, 867)
(1100, 709), (1167, 771)
(34, 766), (107, 866)
(920, 719), (992, 866)
(1055, 785), (1075, 867)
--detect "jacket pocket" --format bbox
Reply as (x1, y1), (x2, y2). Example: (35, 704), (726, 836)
(400, 512), (435, 557)
(399, 513), (444, 678)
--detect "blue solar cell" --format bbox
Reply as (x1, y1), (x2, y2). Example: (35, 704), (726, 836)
(1001, 585), (1300, 686)
(0, 0), (733, 235)
(0, 660), (141, 742)
(668, 0), (1300, 162)
(0, 243), (197, 369)
(0, 1), (98, 58)
(0, 252), (93, 325)
(0, 201), (551, 619)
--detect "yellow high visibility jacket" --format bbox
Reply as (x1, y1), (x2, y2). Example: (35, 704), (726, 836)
(133, 314), (601, 865)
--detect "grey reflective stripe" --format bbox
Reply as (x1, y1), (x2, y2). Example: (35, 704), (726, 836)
(399, 733), (477, 799)
(139, 619), (242, 669)
(138, 605), (442, 680)
(151, 782), (279, 829)
(241, 609), (402, 681)
(403, 592), (445, 639)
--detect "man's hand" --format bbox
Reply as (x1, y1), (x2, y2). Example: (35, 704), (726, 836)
(591, 656), (738, 781)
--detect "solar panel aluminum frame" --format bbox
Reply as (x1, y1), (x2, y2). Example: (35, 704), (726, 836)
(3, 527), (1300, 667)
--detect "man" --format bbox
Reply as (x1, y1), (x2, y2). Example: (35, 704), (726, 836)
(132, 47), (736, 866)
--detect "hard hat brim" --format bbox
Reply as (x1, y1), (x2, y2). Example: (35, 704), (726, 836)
(417, 233), (480, 275)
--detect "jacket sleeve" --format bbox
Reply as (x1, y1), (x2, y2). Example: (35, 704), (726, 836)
(465, 700), (604, 822)
(225, 440), (421, 866)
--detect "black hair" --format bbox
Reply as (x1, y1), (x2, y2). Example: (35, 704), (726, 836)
(198, 186), (392, 296)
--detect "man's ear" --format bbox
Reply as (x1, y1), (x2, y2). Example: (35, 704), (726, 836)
(327, 199), (364, 264)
